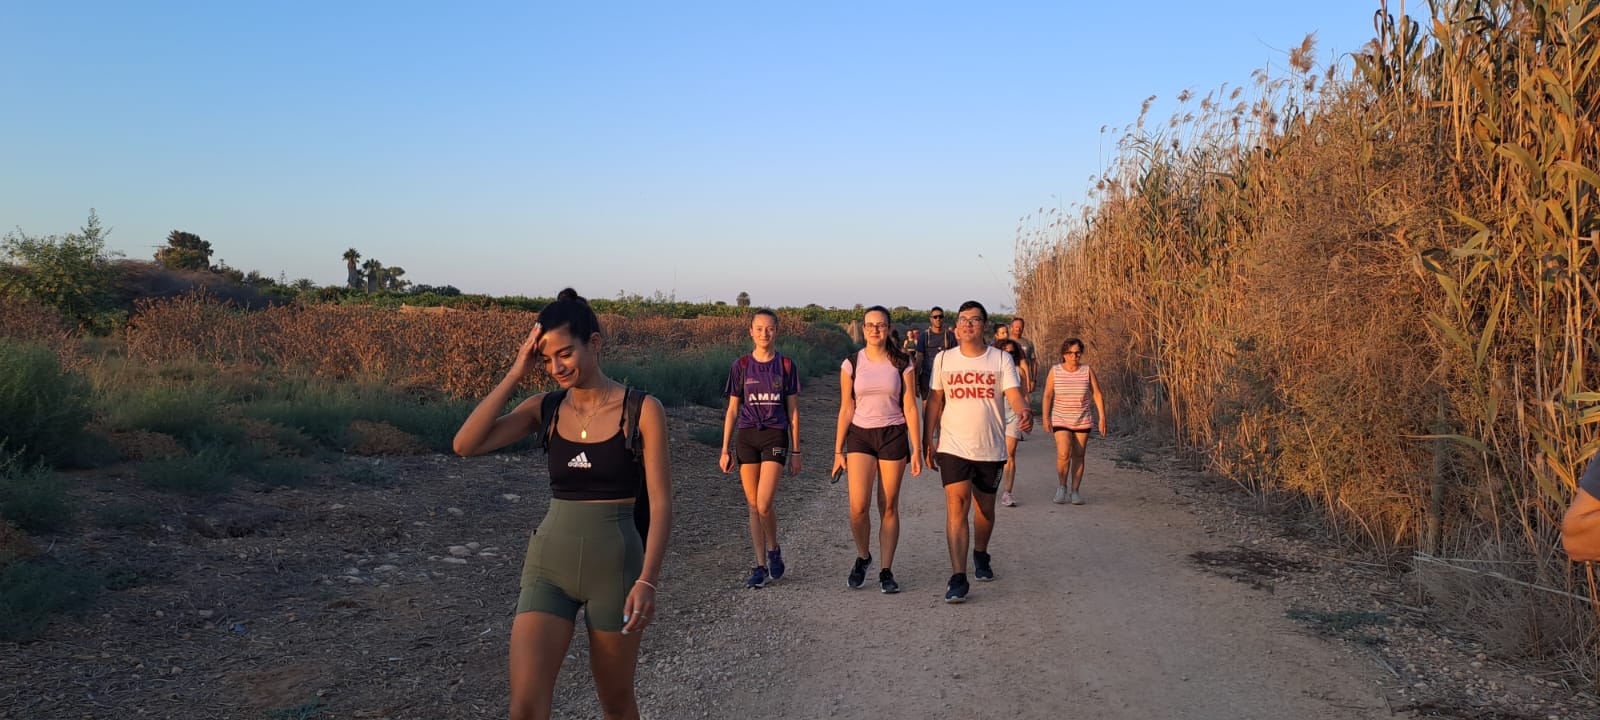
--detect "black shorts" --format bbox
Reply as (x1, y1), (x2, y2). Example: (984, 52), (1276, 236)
(843, 423), (911, 461)
(936, 452), (1005, 494)
(1052, 425), (1094, 435)
(735, 427), (790, 465)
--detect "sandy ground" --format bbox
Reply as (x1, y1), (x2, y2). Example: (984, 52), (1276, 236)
(707, 418), (1393, 719)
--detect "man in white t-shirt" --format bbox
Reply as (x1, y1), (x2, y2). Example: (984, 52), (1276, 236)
(922, 300), (1034, 603)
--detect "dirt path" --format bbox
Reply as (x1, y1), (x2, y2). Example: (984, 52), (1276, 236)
(710, 416), (1392, 719)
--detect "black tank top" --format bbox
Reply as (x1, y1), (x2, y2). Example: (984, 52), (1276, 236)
(547, 416), (645, 502)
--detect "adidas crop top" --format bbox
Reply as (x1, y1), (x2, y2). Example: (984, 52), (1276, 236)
(547, 417), (645, 501)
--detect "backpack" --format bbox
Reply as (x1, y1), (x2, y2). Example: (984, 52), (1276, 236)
(845, 349), (913, 410)
(539, 386), (652, 541)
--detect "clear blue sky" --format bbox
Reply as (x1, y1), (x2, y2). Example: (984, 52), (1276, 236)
(2, 1), (1389, 310)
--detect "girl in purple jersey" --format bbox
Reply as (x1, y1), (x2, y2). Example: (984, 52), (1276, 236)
(719, 309), (802, 588)
(831, 306), (922, 593)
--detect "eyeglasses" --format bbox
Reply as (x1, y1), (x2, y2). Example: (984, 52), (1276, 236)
(862, 322), (890, 331)
(929, 314), (943, 320)
(955, 317), (983, 326)
(1064, 351), (1083, 356)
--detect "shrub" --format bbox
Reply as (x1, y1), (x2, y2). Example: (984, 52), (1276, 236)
(140, 445), (236, 496)
(0, 556), (103, 642)
(245, 457), (320, 488)
(99, 381), (233, 447)
(0, 455), (74, 533)
(0, 339), (92, 465)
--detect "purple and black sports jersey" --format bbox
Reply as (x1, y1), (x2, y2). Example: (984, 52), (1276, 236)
(723, 353), (800, 429)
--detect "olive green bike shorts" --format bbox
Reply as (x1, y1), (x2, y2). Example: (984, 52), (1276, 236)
(517, 499), (643, 633)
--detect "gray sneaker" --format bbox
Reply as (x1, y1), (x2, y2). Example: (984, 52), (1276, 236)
(1053, 486), (1068, 504)
(1070, 490), (1084, 505)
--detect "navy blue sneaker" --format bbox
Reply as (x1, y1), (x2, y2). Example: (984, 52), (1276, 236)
(944, 573), (969, 603)
(746, 566), (769, 589)
(767, 548), (786, 581)
(879, 568), (900, 594)
(847, 554), (872, 589)
(973, 551), (995, 582)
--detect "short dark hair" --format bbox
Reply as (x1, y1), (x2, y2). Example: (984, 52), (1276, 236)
(957, 300), (987, 323)
(536, 288), (602, 340)
(1011, 316), (1025, 326)
(930, 306), (945, 314)
(1060, 337), (1084, 354)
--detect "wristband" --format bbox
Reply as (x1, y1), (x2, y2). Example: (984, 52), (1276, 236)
(635, 579), (659, 591)
(791, 451), (801, 455)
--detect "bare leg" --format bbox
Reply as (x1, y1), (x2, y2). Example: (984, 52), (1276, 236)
(509, 612), (576, 720)
(1001, 435), (1019, 494)
(972, 486), (998, 553)
(876, 458), (907, 568)
(943, 481), (972, 573)
(846, 453), (878, 559)
(1053, 430), (1071, 489)
(1068, 432), (1089, 491)
(739, 462), (765, 566)
(756, 460), (784, 551)
(588, 626), (644, 720)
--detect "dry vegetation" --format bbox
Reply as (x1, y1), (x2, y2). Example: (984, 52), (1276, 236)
(1015, 0), (1599, 677)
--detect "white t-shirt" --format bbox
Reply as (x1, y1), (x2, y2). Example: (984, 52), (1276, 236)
(930, 346), (1020, 462)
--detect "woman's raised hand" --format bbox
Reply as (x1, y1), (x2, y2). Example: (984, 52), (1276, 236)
(509, 322), (543, 379)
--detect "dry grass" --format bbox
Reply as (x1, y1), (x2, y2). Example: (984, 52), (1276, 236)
(1015, 0), (1599, 676)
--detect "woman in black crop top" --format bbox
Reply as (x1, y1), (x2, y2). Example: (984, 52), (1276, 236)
(454, 288), (671, 720)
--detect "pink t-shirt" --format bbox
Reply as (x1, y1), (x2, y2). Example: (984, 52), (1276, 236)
(842, 351), (909, 429)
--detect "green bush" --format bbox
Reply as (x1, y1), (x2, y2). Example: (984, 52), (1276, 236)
(99, 381), (240, 448)
(246, 381), (470, 452)
(0, 456), (74, 533)
(0, 557), (103, 642)
(689, 426), (722, 446)
(0, 339), (92, 465)
(140, 445), (236, 496)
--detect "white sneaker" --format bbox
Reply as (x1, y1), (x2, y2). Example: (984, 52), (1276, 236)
(1053, 487), (1068, 504)
(1070, 490), (1084, 505)
(1001, 491), (1016, 507)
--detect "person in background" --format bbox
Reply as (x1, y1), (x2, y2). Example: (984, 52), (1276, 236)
(1561, 455), (1600, 561)
(914, 307), (957, 402)
(992, 339), (1028, 508)
(1042, 338), (1106, 505)
(1010, 317), (1038, 397)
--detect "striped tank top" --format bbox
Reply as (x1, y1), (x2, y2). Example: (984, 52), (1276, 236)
(1049, 364), (1095, 430)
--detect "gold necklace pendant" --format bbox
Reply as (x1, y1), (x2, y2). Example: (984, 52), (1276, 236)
(577, 386), (614, 440)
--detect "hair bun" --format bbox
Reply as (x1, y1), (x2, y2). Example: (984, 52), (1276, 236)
(556, 288), (585, 304)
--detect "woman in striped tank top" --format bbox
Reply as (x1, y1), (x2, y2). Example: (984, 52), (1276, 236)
(1042, 338), (1106, 505)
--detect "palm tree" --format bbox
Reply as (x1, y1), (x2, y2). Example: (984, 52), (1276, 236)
(343, 248), (362, 289)
(360, 258), (383, 293)
(385, 266), (408, 291)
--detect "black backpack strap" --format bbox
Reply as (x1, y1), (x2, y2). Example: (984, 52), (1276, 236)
(538, 389), (567, 453)
(621, 387), (647, 462)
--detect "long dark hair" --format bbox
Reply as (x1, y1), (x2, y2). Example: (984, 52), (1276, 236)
(536, 288), (602, 341)
(995, 338), (1025, 367)
(864, 305), (910, 371)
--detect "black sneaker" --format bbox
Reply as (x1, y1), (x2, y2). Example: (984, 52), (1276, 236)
(973, 551), (995, 582)
(944, 573), (969, 603)
(847, 554), (871, 589)
(879, 568), (900, 594)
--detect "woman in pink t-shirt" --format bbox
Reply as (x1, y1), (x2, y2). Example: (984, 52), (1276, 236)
(830, 306), (923, 593)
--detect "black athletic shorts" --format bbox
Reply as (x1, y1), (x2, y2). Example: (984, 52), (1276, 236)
(1052, 425), (1094, 435)
(936, 452), (1005, 494)
(735, 427), (790, 465)
(843, 423), (911, 461)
